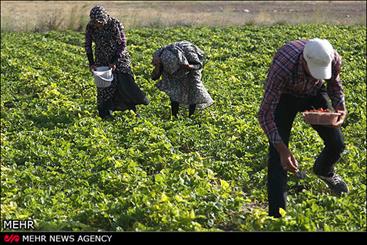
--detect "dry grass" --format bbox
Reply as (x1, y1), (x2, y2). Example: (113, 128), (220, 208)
(1, 1), (366, 32)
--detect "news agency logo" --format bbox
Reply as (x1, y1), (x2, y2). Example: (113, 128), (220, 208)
(3, 220), (35, 230)
(3, 234), (20, 244)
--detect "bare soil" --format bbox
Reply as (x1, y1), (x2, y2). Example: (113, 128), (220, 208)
(1, 1), (366, 31)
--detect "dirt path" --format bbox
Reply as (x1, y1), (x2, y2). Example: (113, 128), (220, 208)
(1, 1), (365, 31)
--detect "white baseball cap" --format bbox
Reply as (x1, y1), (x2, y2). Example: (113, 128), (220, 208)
(303, 38), (335, 80)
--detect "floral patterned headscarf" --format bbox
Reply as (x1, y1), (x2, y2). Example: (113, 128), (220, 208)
(89, 5), (109, 24)
(153, 44), (189, 75)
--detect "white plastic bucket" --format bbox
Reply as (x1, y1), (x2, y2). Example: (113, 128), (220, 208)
(93, 66), (114, 88)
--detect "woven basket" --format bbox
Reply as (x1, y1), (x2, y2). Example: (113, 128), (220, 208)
(302, 111), (340, 125)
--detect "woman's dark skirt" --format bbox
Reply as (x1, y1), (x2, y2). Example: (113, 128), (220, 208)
(97, 71), (149, 117)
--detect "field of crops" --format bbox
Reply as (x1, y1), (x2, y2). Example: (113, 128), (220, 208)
(1, 25), (366, 231)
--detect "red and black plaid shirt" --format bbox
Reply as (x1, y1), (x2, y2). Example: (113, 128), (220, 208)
(258, 40), (345, 145)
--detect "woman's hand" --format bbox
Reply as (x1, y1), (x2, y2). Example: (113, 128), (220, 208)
(181, 64), (194, 70)
(109, 64), (116, 71)
(152, 56), (161, 66)
(90, 65), (97, 73)
(151, 65), (162, 80)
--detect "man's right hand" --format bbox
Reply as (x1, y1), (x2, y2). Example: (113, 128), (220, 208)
(275, 143), (299, 173)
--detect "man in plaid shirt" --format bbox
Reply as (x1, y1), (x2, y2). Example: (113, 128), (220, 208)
(258, 38), (349, 218)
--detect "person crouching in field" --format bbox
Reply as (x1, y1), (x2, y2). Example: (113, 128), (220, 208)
(258, 38), (349, 218)
(151, 41), (213, 118)
(85, 5), (149, 119)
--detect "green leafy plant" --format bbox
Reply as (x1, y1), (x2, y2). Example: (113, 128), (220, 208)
(1, 25), (366, 231)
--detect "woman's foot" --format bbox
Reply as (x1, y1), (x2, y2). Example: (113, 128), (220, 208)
(99, 109), (113, 120)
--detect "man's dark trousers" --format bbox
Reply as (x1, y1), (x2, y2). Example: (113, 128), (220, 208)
(268, 88), (345, 217)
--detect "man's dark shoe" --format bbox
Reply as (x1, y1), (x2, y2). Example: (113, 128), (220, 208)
(317, 173), (349, 196)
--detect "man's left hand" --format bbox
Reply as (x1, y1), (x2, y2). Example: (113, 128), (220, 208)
(332, 110), (347, 127)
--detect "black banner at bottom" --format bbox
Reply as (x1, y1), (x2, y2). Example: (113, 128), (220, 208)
(0, 231), (365, 244)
